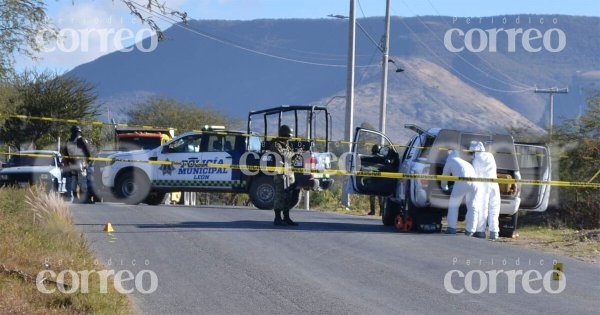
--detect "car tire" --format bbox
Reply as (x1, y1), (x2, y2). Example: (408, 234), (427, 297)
(144, 191), (167, 205)
(499, 212), (519, 238)
(382, 197), (400, 226)
(115, 170), (151, 205)
(249, 176), (274, 210)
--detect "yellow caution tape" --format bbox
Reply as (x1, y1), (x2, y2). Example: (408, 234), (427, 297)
(587, 169), (600, 183)
(2, 151), (599, 189)
(0, 113), (561, 164)
(0, 113), (576, 160)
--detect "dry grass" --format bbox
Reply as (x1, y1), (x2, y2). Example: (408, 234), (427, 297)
(0, 187), (131, 314)
(509, 227), (600, 264)
(26, 187), (73, 231)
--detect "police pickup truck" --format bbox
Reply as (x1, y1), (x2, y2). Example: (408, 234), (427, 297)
(102, 111), (334, 208)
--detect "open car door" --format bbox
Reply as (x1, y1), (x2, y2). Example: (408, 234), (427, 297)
(349, 128), (399, 196)
(514, 143), (551, 212)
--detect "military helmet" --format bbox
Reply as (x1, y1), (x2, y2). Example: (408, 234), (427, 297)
(70, 125), (82, 134)
(371, 144), (381, 155)
(278, 125), (293, 138)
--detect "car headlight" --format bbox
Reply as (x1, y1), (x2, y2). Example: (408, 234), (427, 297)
(40, 174), (49, 180)
(0, 174), (8, 180)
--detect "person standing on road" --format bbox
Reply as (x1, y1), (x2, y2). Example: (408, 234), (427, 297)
(368, 195), (384, 216)
(61, 125), (93, 203)
(269, 125), (301, 226)
(470, 141), (501, 240)
(441, 148), (480, 235)
(366, 144), (385, 216)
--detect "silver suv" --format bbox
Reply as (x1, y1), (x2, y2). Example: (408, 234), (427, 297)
(349, 125), (551, 237)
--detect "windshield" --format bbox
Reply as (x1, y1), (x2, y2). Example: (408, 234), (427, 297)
(6, 155), (56, 167)
(118, 138), (163, 151)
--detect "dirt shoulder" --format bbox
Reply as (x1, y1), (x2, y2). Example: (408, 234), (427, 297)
(505, 227), (600, 264)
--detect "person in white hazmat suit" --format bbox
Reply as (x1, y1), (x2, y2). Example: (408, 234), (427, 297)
(470, 141), (501, 240)
(441, 148), (480, 235)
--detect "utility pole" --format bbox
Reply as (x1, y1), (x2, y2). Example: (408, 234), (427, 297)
(344, 0), (356, 152)
(304, 114), (311, 211)
(535, 87), (568, 138)
(342, 0), (356, 208)
(379, 0), (391, 135)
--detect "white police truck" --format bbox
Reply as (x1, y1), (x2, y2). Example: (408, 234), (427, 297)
(102, 106), (334, 208)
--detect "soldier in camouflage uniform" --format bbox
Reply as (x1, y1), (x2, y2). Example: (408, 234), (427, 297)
(270, 125), (301, 226)
(61, 125), (93, 203)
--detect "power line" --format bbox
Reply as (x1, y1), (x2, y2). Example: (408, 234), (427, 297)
(397, 17), (533, 93)
(129, 0), (379, 68)
(356, 0), (381, 52)
(411, 0), (535, 90)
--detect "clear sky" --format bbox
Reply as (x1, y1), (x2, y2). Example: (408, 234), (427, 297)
(16, 0), (600, 72)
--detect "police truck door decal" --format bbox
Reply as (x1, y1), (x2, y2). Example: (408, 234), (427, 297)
(192, 152), (232, 187)
(154, 134), (203, 187)
(197, 134), (234, 188)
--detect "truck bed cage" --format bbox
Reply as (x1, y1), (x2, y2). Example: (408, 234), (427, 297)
(247, 105), (331, 152)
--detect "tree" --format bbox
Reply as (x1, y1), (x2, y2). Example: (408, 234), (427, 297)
(552, 92), (600, 228)
(126, 96), (234, 133)
(0, 71), (99, 150)
(0, 0), (187, 76)
(0, 82), (20, 115)
(120, 0), (188, 41)
(0, 0), (57, 77)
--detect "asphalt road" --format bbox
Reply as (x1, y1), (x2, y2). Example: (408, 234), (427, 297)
(71, 203), (600, 315)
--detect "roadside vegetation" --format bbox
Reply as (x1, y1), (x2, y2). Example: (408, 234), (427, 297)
(0, 188), (131, 314)
(510, 224), (600, 263)
(552, 92), (600, 229)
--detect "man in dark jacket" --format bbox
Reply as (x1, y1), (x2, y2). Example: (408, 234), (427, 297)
(61, 125), (93, 203)
(269, 125), (301, 226)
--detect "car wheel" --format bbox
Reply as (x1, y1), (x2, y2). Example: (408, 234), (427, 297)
(144, 192), (167, 205)
(382, 198), (400, 226)
(115, 170), (151, 205)
(249, 176), (274, 210)
(499, 212), (519, 238)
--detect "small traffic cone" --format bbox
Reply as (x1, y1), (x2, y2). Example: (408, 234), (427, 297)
(103, 222), (114, 233)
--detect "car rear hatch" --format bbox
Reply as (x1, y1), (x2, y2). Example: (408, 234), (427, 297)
(426, 130), (520, 208)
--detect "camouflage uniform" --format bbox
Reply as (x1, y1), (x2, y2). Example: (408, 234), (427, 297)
(61, 127), (93, 203)
(270, 138), (298, 212)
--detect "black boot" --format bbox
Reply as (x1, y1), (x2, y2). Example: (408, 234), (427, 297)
(283, 210), (299, 226)
(273, 210), (285, 226)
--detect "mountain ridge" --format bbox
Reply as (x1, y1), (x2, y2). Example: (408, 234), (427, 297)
(67, 15), (600, 143)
